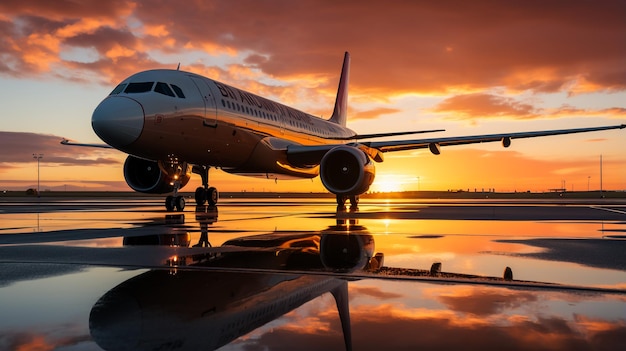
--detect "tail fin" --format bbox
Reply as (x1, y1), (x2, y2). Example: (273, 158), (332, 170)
(328, 52), (350, 127)
(330, 281), (352, 351)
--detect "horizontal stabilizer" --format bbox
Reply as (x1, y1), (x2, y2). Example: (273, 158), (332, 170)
(61, 139), (113, 149)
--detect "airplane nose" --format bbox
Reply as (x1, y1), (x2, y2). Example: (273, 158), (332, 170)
(92, 97), (144, 147)
(89, 290), (142, 350)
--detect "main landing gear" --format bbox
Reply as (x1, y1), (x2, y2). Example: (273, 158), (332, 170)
(336, 194), (359, 210)
(193, 165), (219, 206)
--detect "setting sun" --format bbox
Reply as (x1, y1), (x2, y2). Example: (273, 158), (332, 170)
(371, 174), (415, 193)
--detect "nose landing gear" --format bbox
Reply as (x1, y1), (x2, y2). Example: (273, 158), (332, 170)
(162, 157), (190, 212)
(165, 193), (185, 211)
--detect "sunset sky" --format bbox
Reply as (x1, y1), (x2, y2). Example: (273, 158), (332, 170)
(0, 0), (624, 193)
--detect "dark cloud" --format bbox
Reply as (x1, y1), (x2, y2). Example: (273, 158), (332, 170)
(0, 0), (133, 20)
(0, 131), (121, 167)
(63, 26), (138, 56)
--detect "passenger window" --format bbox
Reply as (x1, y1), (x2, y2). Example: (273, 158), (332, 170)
(154, 82), (176, 97)
(124, 82), (154, 93)
(109, 83), (127, 95)
(171, 84), (186, 98)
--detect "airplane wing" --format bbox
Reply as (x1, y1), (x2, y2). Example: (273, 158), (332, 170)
(61, 138), (113, 149)
(287, 124), (625, 164)
(363, 124), (626, 154)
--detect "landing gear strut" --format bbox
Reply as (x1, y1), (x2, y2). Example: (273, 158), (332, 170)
(160, 156), (190, 212)
(336, 194), (359, 210)
(193, 165), (219, 206)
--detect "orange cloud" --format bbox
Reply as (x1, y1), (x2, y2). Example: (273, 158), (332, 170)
(246, 291), (626, 351)
(353, 107), (402, 121)
(433, 93), (541, 120)
(0, 1), (623, 97)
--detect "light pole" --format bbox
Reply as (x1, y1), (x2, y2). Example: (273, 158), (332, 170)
(33, 153), (43, 197)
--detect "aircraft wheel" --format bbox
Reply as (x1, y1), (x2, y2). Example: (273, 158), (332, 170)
(195, 187), (207, 205)
(165, 195), (175, 211)
(208, 187), (219, 206)
(175, 196), (185, 211)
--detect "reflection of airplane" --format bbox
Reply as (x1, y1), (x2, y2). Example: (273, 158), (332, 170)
(64, 52), (625, 210)
(91, 217), (378, 351)
(90, 271), (352, 351)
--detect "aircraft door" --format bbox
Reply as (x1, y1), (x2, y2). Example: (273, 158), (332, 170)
(189, 77), (217, 127)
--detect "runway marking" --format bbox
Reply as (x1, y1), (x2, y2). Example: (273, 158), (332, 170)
(589, 206), (626, 215)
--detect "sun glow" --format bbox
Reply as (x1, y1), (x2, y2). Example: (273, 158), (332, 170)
(371, 173), (418, 193)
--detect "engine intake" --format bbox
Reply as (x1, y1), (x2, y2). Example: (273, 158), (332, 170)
(320, 233), (375, 272)
(123, 155), (190, 194)
(320, 146), (375, 195)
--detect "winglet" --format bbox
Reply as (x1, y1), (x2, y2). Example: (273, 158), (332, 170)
(329, 52), (350, 127)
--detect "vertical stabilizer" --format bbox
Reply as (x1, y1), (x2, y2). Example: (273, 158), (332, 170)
(328, 52), (350, 127)
(330, 281), (352, 351)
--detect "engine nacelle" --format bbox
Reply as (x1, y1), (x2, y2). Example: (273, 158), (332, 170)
(320, 233), (375, 272)
(320, 146), (375, 195)
(123, 155), (190, 194)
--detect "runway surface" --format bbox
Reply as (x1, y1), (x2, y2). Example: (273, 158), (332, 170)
(1, 196), (625, 350)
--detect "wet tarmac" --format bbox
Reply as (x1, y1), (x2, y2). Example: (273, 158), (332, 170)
(1, 196), (625, 350)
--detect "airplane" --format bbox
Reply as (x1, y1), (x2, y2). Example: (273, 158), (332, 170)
(90, 219), (377, 351)
(90, 269), (353, 351)
(63, 52), (625, 211)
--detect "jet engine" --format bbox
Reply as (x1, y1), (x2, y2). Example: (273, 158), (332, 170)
(123, 155), (190, 194)
(319, 146), (375, 195)
(320, 233), (375, 272)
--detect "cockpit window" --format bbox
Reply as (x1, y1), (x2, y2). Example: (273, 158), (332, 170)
(109, 83), (127, 95)
(154, 82), (176, 97)
(124, 82), (154, 93)
(171, 84), (185, 98)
